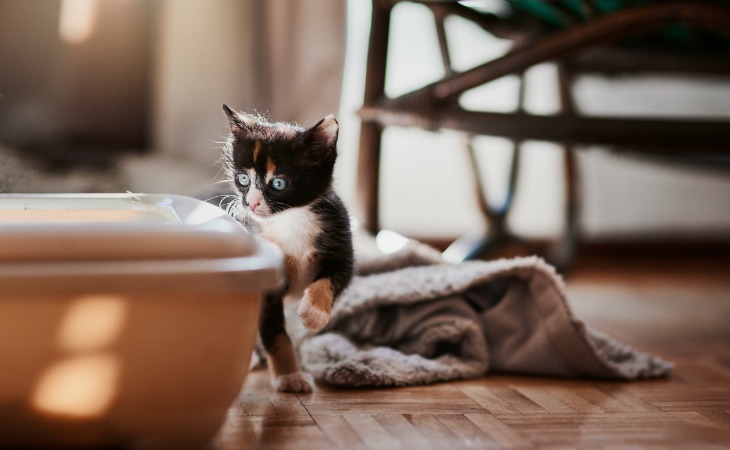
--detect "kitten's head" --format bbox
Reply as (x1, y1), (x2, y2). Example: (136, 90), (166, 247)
(222, 104), (339, 220)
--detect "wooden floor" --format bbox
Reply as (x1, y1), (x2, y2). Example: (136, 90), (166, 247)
(213, 256), (730, 450)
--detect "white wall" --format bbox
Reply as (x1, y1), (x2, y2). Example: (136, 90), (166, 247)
(119, 0), (254, 197)
(336, 1), (730, 241)
(153, 0), (254, 163)
(574, 74), (730, 239)
(125, 0), (346, 198)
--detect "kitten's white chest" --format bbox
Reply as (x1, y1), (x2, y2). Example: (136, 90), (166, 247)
(258, 207), (320, 297)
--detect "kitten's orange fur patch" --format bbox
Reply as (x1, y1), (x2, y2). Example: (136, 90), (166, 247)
(298, 278), (334, 331)
(266, 156), (275, 173)
(253, 140), (262, 163)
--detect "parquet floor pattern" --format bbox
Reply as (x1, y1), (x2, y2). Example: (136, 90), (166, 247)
(214, 261), (730, 449)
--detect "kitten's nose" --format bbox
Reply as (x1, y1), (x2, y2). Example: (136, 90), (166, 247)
(246, 189), (263, 213)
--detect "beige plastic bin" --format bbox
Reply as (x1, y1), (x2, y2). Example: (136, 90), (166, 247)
(0, 194), (283, 448)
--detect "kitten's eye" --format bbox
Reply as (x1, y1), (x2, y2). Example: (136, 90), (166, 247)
(270, 178), (289, 191)
(236, 173), (250, 187)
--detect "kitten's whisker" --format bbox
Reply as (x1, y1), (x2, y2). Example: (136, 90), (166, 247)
(226, 197), (244, 222)
(218, 198), (239, 214)
(218, 196), (237, 208)
(313, 192), (336, 209)
(212, 163), (228, 180)
(203, 193), (234, 204)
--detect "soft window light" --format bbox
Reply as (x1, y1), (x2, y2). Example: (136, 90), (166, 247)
(376, 229), (410, 254)
(31, 354), (119, 418)
(59, 295), (127, 353)
(59, 0), (98, 44)
(30, 295), (126, 418)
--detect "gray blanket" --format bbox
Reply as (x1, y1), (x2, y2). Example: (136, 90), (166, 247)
(290, 240), (672, 388)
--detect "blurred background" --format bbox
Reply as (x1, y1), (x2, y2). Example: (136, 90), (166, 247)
(1, 0), (729, 254)
(0, 0), (345, 195)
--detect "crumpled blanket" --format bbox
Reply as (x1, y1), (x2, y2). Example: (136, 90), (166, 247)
(289, 239), (672, 388)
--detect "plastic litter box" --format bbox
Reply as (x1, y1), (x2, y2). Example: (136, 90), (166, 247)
(0, 193), (283, 448)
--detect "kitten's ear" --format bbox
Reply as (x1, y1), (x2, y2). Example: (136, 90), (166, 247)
(222, 104), (253, 134)
(304, 115), (338, 161)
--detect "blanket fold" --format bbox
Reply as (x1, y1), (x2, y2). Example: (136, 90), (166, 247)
(293, 240), (672, 388)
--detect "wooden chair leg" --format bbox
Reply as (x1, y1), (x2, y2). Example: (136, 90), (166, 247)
(357, 123), (383, 234)
(547, 63), (581, 270)
(444, 72), (527, 263)
(356, 1), (392, 233)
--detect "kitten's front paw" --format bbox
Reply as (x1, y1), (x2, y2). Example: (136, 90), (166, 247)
(273, 371), (314, 393)
(298, 300), (331, 331)
(298, 279), (334, 331)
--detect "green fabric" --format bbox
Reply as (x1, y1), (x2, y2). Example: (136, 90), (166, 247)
(509, 0), (573, 27)
(503, 0), (730, 48)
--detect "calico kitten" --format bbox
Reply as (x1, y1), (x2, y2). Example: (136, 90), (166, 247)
(222, 104), (354, 393)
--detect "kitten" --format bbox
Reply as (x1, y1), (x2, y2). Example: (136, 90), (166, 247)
(222, 104), (354, 393)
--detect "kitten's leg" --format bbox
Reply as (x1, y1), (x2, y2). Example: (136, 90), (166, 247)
(298, 260), (354, 331)
(259, 292), (314, 393)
